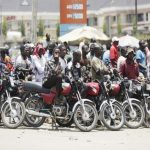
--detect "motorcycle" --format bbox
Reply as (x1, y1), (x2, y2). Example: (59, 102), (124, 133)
(112, 71), (145, 129)
(84, 74), (125, 131)
(23, 75), (98, 132)
(0, 71), (26, 128)
(130, 79), (150, 127)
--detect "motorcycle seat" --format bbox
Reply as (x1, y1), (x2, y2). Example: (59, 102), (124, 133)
(22, 81), (51, 94)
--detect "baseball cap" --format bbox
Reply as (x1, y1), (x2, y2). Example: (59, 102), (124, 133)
(112, 36), (119, 42)
(126, 47), (135, 56)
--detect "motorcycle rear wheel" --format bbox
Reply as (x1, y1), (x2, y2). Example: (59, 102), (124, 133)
(25, 96), (46, 127)
(1, 98), (26, 129)
(73, 103), (98, 132)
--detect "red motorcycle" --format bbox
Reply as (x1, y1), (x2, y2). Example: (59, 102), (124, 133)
(23, 76), (98, 132)
(84, 75), (125, 131)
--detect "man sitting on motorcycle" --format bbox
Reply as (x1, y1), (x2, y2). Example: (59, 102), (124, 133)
(42, 47), (63, 104)
(91, 44), (111, 81)
(120, 47), (141, 80)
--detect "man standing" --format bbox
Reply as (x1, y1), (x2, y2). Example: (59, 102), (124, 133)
(136, 40), (147, 76)
(110, 37), (119, 68)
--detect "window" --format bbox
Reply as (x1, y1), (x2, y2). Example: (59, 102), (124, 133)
(146, 13), (149, 21)
(137, 13), (144, 22)
(87, 17), (97, 26)
(112, 16), (116, 23)
(126, 14), (134, 23)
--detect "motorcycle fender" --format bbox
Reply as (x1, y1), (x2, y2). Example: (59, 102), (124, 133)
(99, 98), (117, 111)
(1, 97), (21, 112)
(72, 99), (95, 113)
(122, 98), (142, 106)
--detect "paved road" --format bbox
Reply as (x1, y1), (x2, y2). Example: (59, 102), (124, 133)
(0, 124), (150, 150)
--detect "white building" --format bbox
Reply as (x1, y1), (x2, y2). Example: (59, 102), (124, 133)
(0, 0), (150, 41)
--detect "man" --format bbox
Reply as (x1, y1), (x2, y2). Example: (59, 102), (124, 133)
(117, 47), (126, 72)
(43, 47), (63, 103)
(58, 44), (67, 72)
(110, 36), (119, 68)
(136, 40), (147, 76)
(120, 47), (139, 80)
(80, 44), (92, 82)
(44, 42), (56, 61)
(91, 44), (110, 80)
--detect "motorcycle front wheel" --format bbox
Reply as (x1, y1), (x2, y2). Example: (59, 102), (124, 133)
(1, 98), (26, 129)
(73, 103), (98, 132)
(101, 102), (125, 131)
(123, 102), (145, 129)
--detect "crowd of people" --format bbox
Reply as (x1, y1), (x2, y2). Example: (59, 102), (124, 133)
(0, 34), (150, 102)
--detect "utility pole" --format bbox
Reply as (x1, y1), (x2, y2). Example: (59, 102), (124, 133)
(135, 0), (138, 34)
(32, 0), (37, 43)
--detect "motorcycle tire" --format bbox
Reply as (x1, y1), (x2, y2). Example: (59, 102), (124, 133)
(73, 102), (98, 132)
(101, 102), (125, 131)
(24, 96), (46, 127)
(1, 98), (26, 129)
(123, 102), (145, 129)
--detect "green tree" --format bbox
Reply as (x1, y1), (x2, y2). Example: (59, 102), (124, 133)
(117, 15), (122, 35)
(20, 19), (25, 36)
(56, 23), (60, 37)
(103, 17), (107, 34)
(38, 18), (44, 37)
(132, 16), (137, 35)
(2, 16), (7, 37)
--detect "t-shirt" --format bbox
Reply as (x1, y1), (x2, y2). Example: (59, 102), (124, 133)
(136, 49), (146, 73)
(110, 44), (119, 67)
(120, 59), (139, 79)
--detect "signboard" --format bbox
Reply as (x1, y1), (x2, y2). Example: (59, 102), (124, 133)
(60, 0), (87, 24)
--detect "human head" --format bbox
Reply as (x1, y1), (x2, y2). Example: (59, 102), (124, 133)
(46, 33), (50, 42)
(112, 36), (119, 46)
(73, 51), (81, 63)
(82, 44), (89, 56)
(90, 38), (96, 43)
(120, 47), (127, 57)
(139, 40), (146, 50)
(94, 44), (103, 57)
(34, 44), (45, 58)
(52, 47), (60, 61)
(47, 42), (56, 55)
(126, 47), (135, 60)
(58, 44), (67, 59)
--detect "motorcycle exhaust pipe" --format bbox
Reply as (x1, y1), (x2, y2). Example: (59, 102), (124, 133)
(26, 109), (51, 118)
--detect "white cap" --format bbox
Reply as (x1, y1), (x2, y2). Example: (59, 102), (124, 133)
(112, 36), (119, 42)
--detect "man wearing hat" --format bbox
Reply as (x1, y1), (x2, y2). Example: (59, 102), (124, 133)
(110, 36), (119, 68)
(120, 47), (139, 80)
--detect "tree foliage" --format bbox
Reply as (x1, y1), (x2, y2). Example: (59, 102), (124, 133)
(117, 15), (122, 35)
(56, 23), (60, 37)
(103, 17), (107, 34)
(38, 18), (44, 37)
(2, 16), (7, 37)
(20, 19), (25, 36)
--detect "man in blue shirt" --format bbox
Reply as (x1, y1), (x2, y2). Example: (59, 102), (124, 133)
(136, 40), (146, 76)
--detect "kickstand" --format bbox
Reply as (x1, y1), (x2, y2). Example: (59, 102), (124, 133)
(51, 116), (58, 130)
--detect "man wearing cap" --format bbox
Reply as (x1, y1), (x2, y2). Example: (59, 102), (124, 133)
(110, 36), (119, 68)
(120, 47), (139, 80)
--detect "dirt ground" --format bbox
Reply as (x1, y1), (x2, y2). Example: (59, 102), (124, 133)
(0, 123), (150, 150)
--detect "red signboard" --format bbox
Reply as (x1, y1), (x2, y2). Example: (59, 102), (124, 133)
(60, 0), (87, 24)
